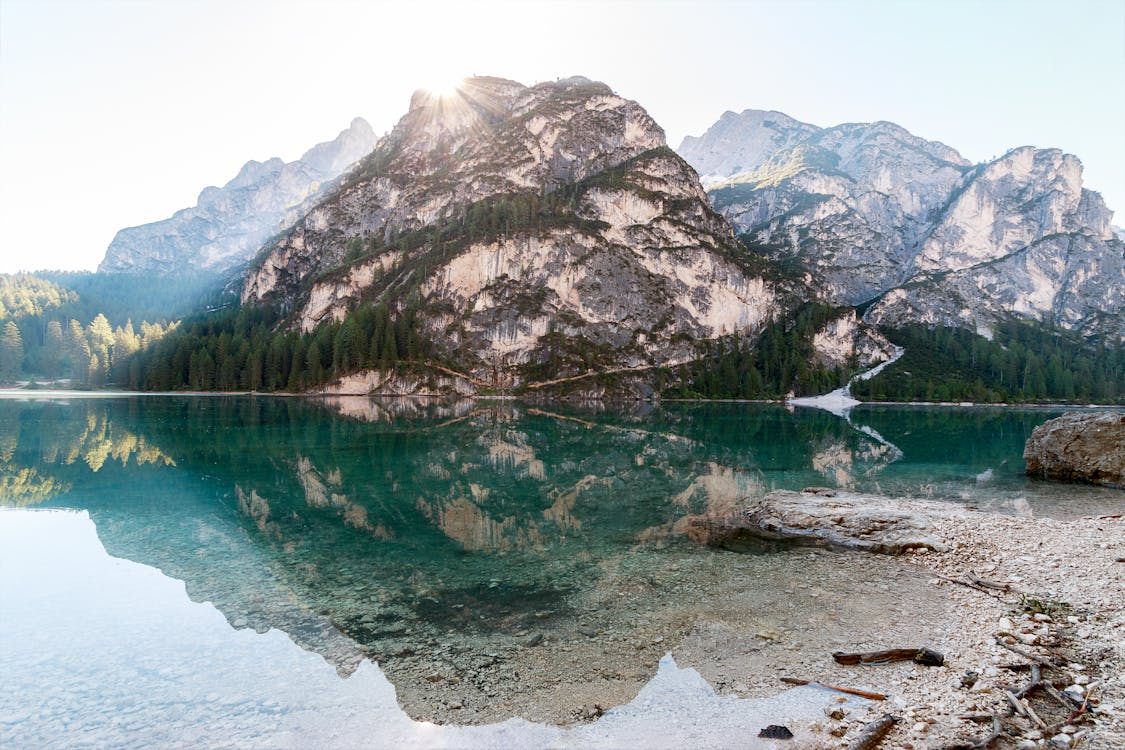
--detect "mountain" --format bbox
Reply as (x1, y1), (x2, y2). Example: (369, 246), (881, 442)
(678, 111), (1125, 340)
(97, 118), (378, 274)
(241, 77), (780, 386)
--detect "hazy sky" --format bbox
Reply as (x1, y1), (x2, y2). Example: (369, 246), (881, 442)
(2, 0), (1123, 273)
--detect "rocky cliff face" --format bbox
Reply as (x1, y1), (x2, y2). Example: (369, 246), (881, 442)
(244, 77), (779, 383)
(679, 111), (1124, 339)
(98, 118), (378, 274)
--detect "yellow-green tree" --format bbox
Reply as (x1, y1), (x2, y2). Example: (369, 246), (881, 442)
(0, 321), (23, 382)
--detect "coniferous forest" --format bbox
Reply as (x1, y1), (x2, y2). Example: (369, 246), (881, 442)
(1, 270), (1121, 403)
(0, 272), (221, 387)
(850, 321), (1123, 404)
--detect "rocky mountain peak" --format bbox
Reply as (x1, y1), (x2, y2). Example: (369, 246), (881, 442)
(241, 77), (777, 386)
(678, 108), (819, 186)
(299, 117), (376, 176)
(680, 108), (1124, 339)
(244, 75), (671, 305)
(98, 117), (378, 274)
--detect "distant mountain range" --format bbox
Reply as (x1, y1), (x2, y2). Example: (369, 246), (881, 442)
(79, 77), (1121, 400)
(678, 110), (1124, 340)
(98, 118), (377, 274)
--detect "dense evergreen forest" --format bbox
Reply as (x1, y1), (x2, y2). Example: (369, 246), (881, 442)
(0, 271), (224, 386)
(5, 260), (1121, 404)
(130, 300), (430, 392)
(668, 304), (854, 399)
(850, 321), (1123, 403)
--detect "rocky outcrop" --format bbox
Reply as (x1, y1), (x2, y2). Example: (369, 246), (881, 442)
(686, 487), (948, 554)
(679, 112), (1124, 340)
(98, 118), (377, 274)
(317, 366), (478, 397)
(243, 77), (779, 384)
(1024, 412), (1125, 487)
(809, 309), (897, 369)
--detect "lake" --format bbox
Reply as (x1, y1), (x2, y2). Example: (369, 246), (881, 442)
(1, 395), (1119, 748)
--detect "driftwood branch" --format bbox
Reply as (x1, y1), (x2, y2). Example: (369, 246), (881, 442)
(937, 571), (1014, 598)
(994, 636), (1061, 667)
(945, 714), (1002, 750)
(779, 676), (886, 700)
(833, 648), (944, 667)
(1022, 698), (1048, 731)
(1013, 663), (1043, 699)
(1042, 681), (1082, 711)
(846, 714), (899, 750)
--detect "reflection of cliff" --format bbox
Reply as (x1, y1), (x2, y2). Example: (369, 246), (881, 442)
(318, 396), (476, 424)
(6, 395), (1092, 725)
(810, 437), (899, 488)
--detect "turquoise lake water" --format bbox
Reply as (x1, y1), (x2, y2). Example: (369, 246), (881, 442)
(1, 395), (1119, 748)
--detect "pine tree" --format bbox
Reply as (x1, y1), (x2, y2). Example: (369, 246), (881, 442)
(0, 321), (23, 382)
(44, 320), (63, 380)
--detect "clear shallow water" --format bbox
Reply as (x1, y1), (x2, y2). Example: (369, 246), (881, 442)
(0, 396), (1120, 747)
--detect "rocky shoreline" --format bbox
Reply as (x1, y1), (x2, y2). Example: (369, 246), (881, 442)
(368, 489), (1123, 749)
(679, 495), (1125, 749)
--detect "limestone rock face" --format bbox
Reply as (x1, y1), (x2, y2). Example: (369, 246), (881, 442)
(810, 309), (897, 369)
(686, 488), (948, 555)
(243, 77), (778, 383)
(98, 118), (378, 274)
(1024, 412), (1125, 487)
(679, 112), (1124, 339)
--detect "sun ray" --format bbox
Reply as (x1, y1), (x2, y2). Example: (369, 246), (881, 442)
(420, 74), (466, 100)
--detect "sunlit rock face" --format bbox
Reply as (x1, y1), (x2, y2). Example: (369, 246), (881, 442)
(98, 118), (378, 274)
(243, 77), (779, 384)
(680, 112), (1124, 339)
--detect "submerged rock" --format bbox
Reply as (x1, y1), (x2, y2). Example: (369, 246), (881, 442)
(1024, 412), (1125, 487)
(687, 488), (948, 554)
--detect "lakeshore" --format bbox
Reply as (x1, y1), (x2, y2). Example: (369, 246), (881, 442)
(0, 395), (1121, 749)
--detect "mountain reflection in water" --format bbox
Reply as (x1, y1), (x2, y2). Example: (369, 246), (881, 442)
(1, 395), (1118, 728)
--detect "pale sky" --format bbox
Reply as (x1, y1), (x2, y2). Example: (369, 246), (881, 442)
(2, 0), (1123, 273)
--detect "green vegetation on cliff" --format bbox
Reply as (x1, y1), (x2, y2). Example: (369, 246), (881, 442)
(669, 303), (854, 399)
(131, 301), (431, 392)
(850, 321), (1123, 403)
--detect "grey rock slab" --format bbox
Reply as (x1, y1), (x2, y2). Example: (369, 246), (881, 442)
(688, 488), (949, 554)
(1024, 411), (1125, 487)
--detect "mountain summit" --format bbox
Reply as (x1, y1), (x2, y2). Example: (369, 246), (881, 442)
(98, 117), (378, 274)
(242, 77), (777, 387)
(679, 111), (1124, 339)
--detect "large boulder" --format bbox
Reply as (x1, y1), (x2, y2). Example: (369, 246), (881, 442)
(685, 488), (948, 554)
(1024, 412), (1125, 487)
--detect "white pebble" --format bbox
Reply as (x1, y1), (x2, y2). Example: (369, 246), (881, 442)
(912, 722), (928, 733)
(1050, 733), (1072, 747)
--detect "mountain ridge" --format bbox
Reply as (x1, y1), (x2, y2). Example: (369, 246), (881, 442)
(97, 117), (378, 274)
(678, 109), (1124, 340)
